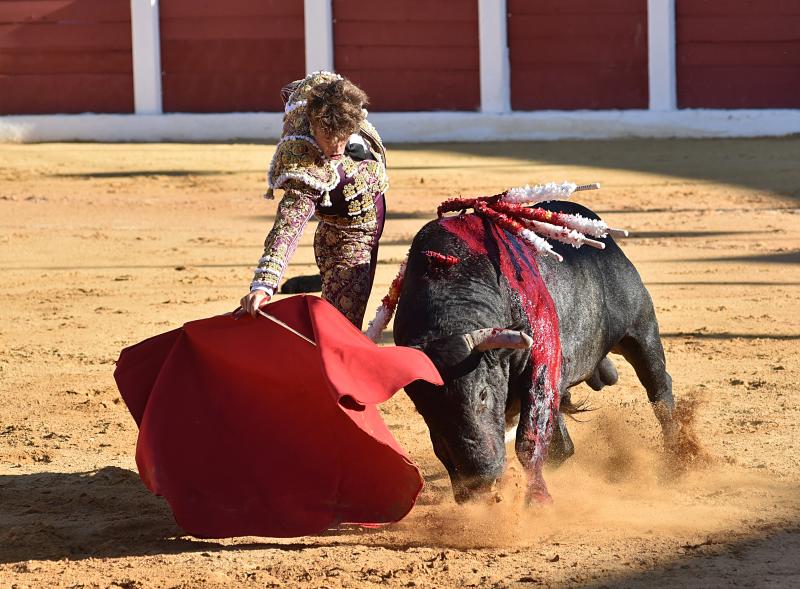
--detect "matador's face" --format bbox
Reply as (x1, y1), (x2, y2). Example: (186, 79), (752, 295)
(311, 125), (348, 160)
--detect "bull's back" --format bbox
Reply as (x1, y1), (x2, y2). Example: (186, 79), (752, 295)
(534, 202), (652, 386)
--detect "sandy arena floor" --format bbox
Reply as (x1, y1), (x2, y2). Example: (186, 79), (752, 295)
(1, 138), (799, 588)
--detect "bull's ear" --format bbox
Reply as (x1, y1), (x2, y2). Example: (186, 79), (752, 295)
(466, 328), (533, 352)
(419, 334), (480, 379)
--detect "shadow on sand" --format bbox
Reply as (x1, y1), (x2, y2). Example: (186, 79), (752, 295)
(49, 170), (243, 179)
(390, 138), (800, 202)
(661, 331), (800, 341)
(583, 527), (800, 588)
(0, 467), (194, 563)
(0, 467), (391, 564)
(669, 251), (800, 265)
(0, 466), (444, 564)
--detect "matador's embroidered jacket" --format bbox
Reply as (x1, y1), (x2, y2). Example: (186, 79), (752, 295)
(250, 72), (388, 326)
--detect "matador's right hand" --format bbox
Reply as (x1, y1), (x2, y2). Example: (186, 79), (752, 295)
(240, 290), (272, 318)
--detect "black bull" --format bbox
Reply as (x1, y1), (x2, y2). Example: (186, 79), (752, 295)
(393, 201), (676, 504)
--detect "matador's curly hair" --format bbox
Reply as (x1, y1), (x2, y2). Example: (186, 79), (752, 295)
(305, 78), (369, 141)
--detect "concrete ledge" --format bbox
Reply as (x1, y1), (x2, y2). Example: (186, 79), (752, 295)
(1, 110), (799, 143)
(0, 113), (284, 143)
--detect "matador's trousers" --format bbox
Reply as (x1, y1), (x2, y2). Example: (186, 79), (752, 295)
(313, 195), (385, 329)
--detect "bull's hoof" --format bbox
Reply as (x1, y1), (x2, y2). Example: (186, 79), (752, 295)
(524, 487), (553, 507)
(546, 413), (575, 467)
(546, 443), (574, 467)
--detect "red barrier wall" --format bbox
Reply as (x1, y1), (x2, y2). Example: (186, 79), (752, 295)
(333, 0), (480, 111)
(0, 0), (133, 115)
(159, 0), (304, 113)
(508, 0), (648, 110)
(677, 0), (800, 109)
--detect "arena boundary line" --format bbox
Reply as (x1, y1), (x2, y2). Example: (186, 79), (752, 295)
(1, 110), (799, 143)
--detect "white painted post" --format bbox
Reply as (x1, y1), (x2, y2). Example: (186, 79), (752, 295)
(478, 0), (510, 113)
(647, 0), (677, 110)
(130, 0), (163, 114)
(304, 0), (334, 74)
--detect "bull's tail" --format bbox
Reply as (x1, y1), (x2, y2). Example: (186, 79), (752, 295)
(560, 395), (594, 416)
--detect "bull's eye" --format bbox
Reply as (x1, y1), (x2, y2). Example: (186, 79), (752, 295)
(478, 387), (490, 407)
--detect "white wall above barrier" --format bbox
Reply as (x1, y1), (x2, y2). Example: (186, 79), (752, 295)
(2, 110), (799, 143)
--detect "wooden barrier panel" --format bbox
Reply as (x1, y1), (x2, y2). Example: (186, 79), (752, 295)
(160, 0), (304, 113)
(677, 0), (800, 108)
(0, 0), (133, 114)
(508, 0), (648, 110)
(333, 0), (480, 111)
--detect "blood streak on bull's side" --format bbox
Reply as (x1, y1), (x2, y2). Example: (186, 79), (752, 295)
(439, 214), (562, 501)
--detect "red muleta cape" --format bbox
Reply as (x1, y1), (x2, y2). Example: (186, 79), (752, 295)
(114, 295), (443, 538)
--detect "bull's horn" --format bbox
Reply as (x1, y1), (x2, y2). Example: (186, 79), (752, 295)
(466, 328), (533, 352)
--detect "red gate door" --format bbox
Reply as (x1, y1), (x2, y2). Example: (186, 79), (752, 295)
(508, 0), (648, 110)
(160, 0), (305, 113)
(0, 0), (133, 115)
(333, 0), (480, 111)
(677, 0), (800, 109)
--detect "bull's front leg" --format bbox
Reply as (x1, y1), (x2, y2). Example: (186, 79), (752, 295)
(515, 364), (559, 505)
